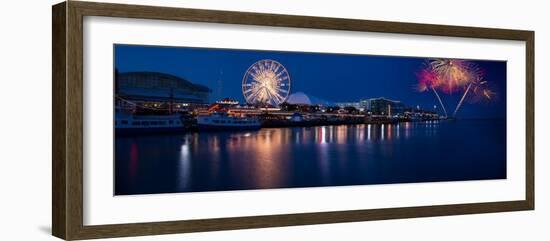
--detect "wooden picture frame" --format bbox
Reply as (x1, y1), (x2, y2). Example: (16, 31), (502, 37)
(52, 1), (534, 240)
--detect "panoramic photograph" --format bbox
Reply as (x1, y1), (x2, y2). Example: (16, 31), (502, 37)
(113, 44), (507, 195)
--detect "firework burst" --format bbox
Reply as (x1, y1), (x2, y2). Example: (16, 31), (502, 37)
(417, 58), (493, 118)
(429, 59), (481, 94)
(452, 73), (495, 117)
(416, 69), (440, 92)
(470, 80), (496, 102)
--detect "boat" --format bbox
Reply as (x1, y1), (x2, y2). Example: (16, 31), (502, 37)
(115, 111), (188, 133)
(197, 113), (261, 131)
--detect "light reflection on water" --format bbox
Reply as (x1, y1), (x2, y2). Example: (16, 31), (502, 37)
(115, 120), (506, 195)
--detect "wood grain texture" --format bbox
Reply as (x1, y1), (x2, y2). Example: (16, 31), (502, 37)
(525, 32), (535, 209)
(66, 2), (85, 240)
(52, 2), (67, 239)
(74, 201), (530, 240)
(71, 1), (533, 40)
(52, 1), (535, 240)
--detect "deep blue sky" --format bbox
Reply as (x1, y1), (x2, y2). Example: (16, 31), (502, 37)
(114, 44), (506, 119)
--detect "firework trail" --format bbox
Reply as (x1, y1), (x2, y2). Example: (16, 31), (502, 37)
(453, 82), (472, 117)
(432, 86), (448, 117)
(452, 76), (495, 117)
(417, 69), (448, 117)
(452, 76), (490, 117)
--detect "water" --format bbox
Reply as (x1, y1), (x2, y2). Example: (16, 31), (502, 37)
(115, 119), (506, 195)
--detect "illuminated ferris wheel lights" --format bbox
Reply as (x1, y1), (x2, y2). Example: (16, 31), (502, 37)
(242, 59), (291, 106)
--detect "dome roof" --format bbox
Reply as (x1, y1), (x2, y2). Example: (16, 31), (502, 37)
(115, 71), (211, 103)
(117, 71), (211, 93)
(286, 92), (333, 106)
(287, 92), (312, 105)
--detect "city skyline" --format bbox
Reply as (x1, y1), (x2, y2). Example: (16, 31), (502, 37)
(114, 44), (508, 195)
(114, 44), (507, 118)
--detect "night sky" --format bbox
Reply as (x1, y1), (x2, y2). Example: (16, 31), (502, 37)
(114, 44), (506, 119)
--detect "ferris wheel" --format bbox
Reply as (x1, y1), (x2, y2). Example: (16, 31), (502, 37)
(242, 59), (291, 106)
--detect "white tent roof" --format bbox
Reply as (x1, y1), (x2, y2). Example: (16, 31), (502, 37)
(286, 92), (333, 106)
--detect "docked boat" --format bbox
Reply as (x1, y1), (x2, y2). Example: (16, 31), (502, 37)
(197, 113), (261, 131)
(115, 111), (187, 133)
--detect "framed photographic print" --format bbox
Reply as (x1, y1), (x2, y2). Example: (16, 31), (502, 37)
(52, 1), (534, 240)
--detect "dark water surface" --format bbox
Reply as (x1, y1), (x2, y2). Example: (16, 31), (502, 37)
(115, 120), (506, 195)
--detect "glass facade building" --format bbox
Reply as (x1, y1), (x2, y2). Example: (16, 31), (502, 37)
(366, 97), (405, 116)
